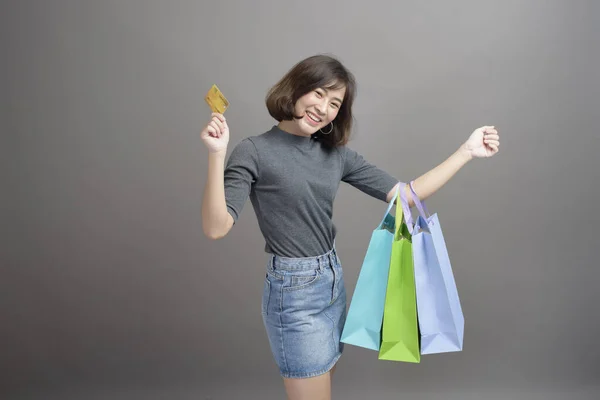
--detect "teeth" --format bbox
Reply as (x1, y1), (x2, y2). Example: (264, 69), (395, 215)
(307, 112), (321, 122)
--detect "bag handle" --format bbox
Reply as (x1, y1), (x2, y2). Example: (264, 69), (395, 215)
(378, 182), (414, 236)
(408, 180), (430, 222)
(388, 182), (414, 238)
(377, 184), (400, 228)
(397, 182), (414, 235)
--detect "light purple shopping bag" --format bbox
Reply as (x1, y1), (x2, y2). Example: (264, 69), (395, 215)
(409, 181), (464, 354)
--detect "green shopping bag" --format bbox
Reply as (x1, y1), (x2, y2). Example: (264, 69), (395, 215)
(378, 186), (420, 363)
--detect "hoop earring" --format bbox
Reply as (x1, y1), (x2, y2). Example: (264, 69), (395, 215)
(320, 121), (334, 135)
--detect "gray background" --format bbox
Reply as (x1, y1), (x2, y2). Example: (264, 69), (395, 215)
(2, 0), (599, 399)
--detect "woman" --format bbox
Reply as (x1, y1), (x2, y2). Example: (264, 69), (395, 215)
(201, 54), (500, 400)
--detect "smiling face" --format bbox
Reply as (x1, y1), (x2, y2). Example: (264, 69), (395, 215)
(280, 85), (346, 137)
(266, 54), (357, 146)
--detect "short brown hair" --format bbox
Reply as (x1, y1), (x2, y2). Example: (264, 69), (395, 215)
(265, 54), (357, 148)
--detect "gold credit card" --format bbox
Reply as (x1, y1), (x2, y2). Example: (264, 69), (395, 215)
(204, 84), (229, 114)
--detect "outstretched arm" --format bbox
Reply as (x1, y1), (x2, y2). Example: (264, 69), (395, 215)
(387, 125), (500, 205)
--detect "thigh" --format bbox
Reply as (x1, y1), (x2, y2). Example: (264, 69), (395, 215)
(283, 372), (332, 400)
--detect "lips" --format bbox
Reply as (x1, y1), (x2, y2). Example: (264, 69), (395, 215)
(305, 111), (322, 126)
(307, 111), (321, 122)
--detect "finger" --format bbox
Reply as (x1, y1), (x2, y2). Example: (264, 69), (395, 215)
(206, 125), (217, 137)
(212, 112), (226, 123)
(483, 134), (500, 140)
(213, 117), (225, 131)
(209, 121), (221, 137)
(485, 140), (500, 147)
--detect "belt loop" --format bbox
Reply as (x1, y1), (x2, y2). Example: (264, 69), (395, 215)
(271, 254), (276, 270)
(318, 257), (323, 272)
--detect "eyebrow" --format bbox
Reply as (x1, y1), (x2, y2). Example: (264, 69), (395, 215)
(322, 88), (343, 104)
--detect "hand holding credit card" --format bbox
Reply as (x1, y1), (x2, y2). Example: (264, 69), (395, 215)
(200, 84), (230, 153)
(204, 84), (229, 114)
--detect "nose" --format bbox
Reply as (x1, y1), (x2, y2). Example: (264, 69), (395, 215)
(314, 100), (327, 116)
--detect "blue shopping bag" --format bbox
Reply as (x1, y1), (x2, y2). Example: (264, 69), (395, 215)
(340, 185), (401, 351)
(409, 181), (464, 354)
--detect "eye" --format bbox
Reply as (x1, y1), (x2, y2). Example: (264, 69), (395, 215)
(330, 103), (340, 109)
(314, 90), (323, 98)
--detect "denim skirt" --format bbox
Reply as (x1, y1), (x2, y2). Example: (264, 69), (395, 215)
(261, 246), (347, 379)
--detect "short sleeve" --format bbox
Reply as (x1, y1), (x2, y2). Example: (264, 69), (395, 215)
(341, 146), (398, 202)
(224, 138), (260, 222)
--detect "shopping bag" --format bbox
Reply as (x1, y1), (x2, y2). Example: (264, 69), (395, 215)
(341, 185), (399, 350)
(378, 185), (420, 363)
(409, 181), (464, 354)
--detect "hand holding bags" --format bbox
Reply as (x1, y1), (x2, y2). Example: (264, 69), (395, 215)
(342, 180), (465, 361)
(409, 181), (464, 354)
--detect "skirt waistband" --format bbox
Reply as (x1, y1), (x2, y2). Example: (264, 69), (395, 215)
(269, 245), (338, 271)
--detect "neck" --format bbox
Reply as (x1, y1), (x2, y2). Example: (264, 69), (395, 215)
(278, 120), (311, 137)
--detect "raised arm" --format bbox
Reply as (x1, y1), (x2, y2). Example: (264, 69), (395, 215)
(201, 113), (259, 239)
(201, 113), (234, 239)
(387, 125), (500, 204)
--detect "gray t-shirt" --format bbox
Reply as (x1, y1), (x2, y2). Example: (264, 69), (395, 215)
(224, 125), (398, 257)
